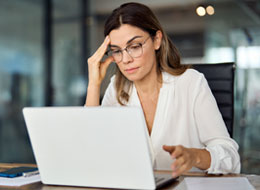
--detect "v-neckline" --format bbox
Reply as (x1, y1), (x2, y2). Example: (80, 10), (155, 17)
(132, 79), (165, 137)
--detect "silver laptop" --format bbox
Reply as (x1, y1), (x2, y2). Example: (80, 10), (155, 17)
(23, 106), (176, 189)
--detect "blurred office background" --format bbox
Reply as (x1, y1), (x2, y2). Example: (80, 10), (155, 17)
(0, 0), (259, 174)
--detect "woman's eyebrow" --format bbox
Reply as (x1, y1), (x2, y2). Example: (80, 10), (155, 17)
(110, 35), (143, 48)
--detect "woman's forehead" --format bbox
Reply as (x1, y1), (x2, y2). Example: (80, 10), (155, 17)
(109, 24), (147, 47)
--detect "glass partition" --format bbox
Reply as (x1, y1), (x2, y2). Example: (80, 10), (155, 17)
(0, 0), (44, 162)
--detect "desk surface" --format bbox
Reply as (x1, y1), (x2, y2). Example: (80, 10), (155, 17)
(0, 163), (259, 190)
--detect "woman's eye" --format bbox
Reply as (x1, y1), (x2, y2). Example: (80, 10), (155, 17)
(129, 44), (141, 50)
(112, 50), (121, 55)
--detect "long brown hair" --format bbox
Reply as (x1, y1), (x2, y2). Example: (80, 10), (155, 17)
(104, 2), (189, 105)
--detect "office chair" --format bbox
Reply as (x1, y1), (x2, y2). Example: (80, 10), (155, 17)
(192, 62), (235, 137)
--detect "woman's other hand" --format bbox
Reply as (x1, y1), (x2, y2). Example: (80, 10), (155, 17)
(163, 145), (211, 178)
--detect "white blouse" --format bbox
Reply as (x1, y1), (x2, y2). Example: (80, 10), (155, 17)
(101, 69), (241, 174)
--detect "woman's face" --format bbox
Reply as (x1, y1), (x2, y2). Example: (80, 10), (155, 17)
(108, 24), (161, 82)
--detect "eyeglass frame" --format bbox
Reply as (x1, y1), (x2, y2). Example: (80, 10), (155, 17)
(106, 36), (151, 63)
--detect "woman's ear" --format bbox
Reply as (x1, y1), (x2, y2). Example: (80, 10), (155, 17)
(154, 30), (162, 50)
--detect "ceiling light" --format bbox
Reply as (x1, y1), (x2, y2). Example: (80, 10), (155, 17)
(206, 5), (215, 15)
(196, 6), (206, 17)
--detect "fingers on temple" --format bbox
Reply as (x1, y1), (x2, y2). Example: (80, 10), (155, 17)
(91, 36), (110, 62)
(97, 36), (110, 56)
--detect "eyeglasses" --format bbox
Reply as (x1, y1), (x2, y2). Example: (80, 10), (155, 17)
(107, 36), (150, 63)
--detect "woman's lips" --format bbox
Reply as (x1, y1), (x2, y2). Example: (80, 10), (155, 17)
(125, 67), (139, 74)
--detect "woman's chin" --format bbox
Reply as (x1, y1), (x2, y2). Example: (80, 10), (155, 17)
(125, 75), (139, 82)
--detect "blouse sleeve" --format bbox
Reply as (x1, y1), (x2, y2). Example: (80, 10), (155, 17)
(193, 72), (241, 174)
(101, 75), (119, 106)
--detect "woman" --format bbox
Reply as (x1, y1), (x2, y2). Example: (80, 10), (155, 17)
(85, 2), (240, 177)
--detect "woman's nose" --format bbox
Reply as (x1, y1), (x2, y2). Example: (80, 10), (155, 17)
(121, 50), (133, 64)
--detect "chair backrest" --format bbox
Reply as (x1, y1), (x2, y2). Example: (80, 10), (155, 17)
(192, 62), (235, 137)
